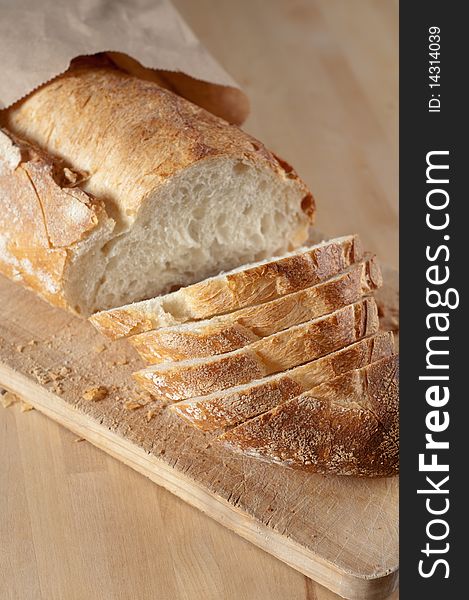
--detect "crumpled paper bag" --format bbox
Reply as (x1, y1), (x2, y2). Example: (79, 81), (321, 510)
(0, 0), (249, 124)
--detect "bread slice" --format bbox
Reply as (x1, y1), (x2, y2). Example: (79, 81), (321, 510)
(134, 297), (379, 401)
(129, 256), (381, 363)
(221, 355), (399, 477)
(90, 234), (363, 339)
(171, 331), (394, 431)
(2, 65), (313, 314)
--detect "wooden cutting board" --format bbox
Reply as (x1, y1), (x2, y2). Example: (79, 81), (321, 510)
(0, 273), (398, 600)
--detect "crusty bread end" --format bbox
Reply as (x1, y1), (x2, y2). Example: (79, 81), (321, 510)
(221, 355), (399, 477)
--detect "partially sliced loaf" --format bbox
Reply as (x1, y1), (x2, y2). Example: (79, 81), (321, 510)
(221, 355), (399, 477)
(134, 297), (379, 401)
(2, 65), (313, 314)
(171, 331), (394, 431)
(90, 234), (363, 339)
(129, 256), (382, 363)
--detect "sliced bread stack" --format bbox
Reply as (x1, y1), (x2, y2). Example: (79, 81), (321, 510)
(90, 234), (399, 477)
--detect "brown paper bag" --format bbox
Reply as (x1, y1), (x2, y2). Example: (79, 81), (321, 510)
(0, 0), (249, 124)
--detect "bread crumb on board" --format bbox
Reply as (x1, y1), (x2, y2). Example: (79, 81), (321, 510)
(146, 409), (157, 422)
(51, 382), (64, 395)
(43, 365), (72, 395)
(1, 390), (35, 412)
(1, 390), (20, 408)
(31, 366), (51, 385)
(82, 386), (108, 401)
(94, 343), (107, 353)
(124, 400), (144, 411)
(17, 340), (37, 352)
(50, 366), (71, 380)
(110, 357), (129, 366)
(30, 364), (71, 390)
(124, 391), (155, 412)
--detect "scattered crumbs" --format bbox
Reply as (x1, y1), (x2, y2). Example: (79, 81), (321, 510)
(146, 409), (156, 422)
(50, 365), (71, 381)
(111, 357), (129, 366)
(122, 391), (153, 412)
(94, 343), (106, 353)
(205, 443), (212, 450)
(51, 382), (63, 395)
(124, 400), (143, 411)
(82, 386), (108, 402)
(1, 390), (20, 408)
(159, 449), (166, 456)
(16, 340), (37, 352)
(74, 437), (85, 443)
(1, 391), (33, 412)
(31, 366), (51, 385)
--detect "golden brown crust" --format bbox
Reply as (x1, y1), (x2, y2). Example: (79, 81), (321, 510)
(179, 235), (362, 317)
(1, 66), (314, 313)
(221, 355), (399, 477)
(129, 256), (381, 363)
(3, 66), (312, 224)
(105, 52), (250, 126)
(131, 322), (259, 363)
(133, 298), (379, 401)
(91, 235), (363, 339)
(0, 129), (111, 310)
(90, 310), (157, 340)
(171, 331), (395, 432)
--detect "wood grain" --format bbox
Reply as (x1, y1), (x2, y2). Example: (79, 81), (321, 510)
(1, 1), (398, 599)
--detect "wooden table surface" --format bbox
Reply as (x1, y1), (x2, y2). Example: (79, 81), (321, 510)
(1, 1), (398, 599)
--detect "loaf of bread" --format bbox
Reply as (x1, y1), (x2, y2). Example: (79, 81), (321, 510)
(0, 65), (313, 314)
(221, 355), (399, 477)
(129, 255), (381, 363)
(171, 331), (395, 431)
(1, 57), (398, 478)
(134, 297), (379, 401)
(90, 234), (363, 338)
